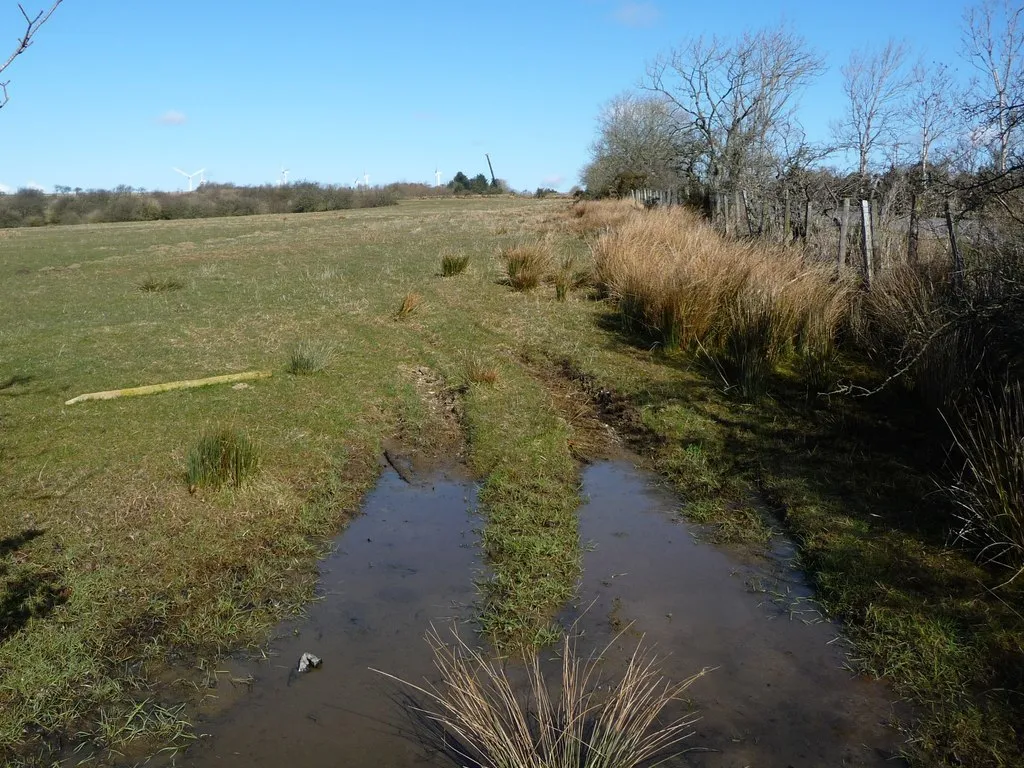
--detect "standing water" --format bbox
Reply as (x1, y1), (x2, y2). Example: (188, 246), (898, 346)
(568, 460), (904, 767)
(174, 459), (903, 768)
(177, 465), (480, 767)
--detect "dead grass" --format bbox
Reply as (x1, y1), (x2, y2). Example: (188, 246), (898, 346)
(466, 356), (499, 385)
(376, 626), (707, 768)
(592, 206), (854, 395)
(396, 291), (424, 317)
(501, 240), (552, 291)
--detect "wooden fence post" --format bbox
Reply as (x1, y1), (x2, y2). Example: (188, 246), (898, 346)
(734, 191), (743, 235)
(783, 188), (791, 245)
(723, 194), (732, 236)
(803, 200), (812, 242)
(945, 199), (964, 292)
(741, 190), (754, 235)
(860, 200), (874, 288)
(837, 198), (850, 274)
(908, 192), (920, 264)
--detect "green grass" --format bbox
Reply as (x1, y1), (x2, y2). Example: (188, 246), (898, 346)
(440, 250), (470, 277)
(286, 339), (333, 375)
(1, 197), (1022, 767)
(185, 427), (260, 489)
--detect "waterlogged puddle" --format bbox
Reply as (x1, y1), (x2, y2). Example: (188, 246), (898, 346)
(177, 465), (479, 767)
(569, 460), (904, 767)
(173, 458), (902, 768)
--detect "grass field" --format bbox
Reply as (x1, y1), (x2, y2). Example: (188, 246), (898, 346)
(1, 198), (1021, 766)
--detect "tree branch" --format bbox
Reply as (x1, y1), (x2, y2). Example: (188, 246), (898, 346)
(0, 0), (63, 109)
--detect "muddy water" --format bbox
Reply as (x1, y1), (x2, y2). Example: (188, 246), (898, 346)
(569, 460), (904, 767)
(177, 465), (479, 767)
(174, 459), (903, 768)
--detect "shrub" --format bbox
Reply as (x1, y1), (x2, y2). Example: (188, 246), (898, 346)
(501, 240), (552, 291)
(186, 428), (260, 490)
(440, 250), (470, 277)
(287, 340), (332, 375)
(396, 291), (423, 318)
(376, 627), (707, 768)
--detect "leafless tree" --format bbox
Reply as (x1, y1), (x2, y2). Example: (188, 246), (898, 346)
(833, 40), (913, 177)
(642, 25), (825, 194)
(961, 0), (1024, 172)
(0, 1), (63, 109)
(907, 61), (958, 178)
(582, 92), (688, 195)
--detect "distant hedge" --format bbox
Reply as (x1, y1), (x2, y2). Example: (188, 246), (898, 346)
(0, 181), (450, 228)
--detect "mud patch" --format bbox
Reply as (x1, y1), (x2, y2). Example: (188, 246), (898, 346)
(172, 464), (479, 768)
(567, 460), (906, 767)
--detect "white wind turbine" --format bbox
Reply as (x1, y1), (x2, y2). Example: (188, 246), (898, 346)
(434, 167), (442, 186)
(280, 167), (290, 185)
(173, 167), (205, 192)
(362, 171), (370, 187)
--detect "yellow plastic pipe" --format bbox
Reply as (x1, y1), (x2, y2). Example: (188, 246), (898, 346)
(64, 370), (272, 406)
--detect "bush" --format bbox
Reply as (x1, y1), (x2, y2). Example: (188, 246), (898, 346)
(186, 428), (260, 490)
(396, 291), (423, 318)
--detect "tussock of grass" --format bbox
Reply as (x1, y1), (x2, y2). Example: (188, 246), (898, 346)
(377, 626), (706, 768)
(185, 428), (260, 489)
(440, 250), (470, 277)
(287, 340), (332, 375)
(139, 277), (183, 293)
(501, 240), (552, 291)
(948, 381), (1024, 581)
(593, 206), (853, 396)
(396, 291), (423, 317)
(465, 356), (498, 385)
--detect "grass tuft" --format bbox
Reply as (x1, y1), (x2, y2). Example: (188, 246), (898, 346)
(139, 277), (183, 293)
(286, 340), (332, 375)
(185, 427), (260, 490)
(396, 291), (423, 318)
(376, 626), (707, 768)
(440, 250), (470, 277)
(501, 240), (552, 291)
(466, 356), (498, 385)
(947, 381), (1024, 582)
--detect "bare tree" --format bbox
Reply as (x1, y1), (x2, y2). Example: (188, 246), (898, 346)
(582, 92), (688, 195)
(908, 61), (958, 178)
(833, 40), (913, 177)
(642, 25), (825, 194)
(0, 1), (63, 109)
(961, 0), (1024, 172)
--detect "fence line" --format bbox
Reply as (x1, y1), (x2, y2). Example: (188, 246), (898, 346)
(628, 186), (964, 286)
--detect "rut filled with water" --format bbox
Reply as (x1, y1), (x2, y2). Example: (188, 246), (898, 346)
(174, 458), (903, 768)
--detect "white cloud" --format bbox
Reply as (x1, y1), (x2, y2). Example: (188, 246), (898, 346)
(542, 174), (565, 187)
(157, 109), (187, 126)
(613, 1), (659, 27)
(25, 180), (46, 191)
(0, 183), (11, 194)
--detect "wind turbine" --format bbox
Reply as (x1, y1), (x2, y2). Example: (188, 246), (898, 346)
(173, 167), (205, 192)
(434, 167), (442, 186)
(362, 171), (370, 187)
(280, 167), (290, 185)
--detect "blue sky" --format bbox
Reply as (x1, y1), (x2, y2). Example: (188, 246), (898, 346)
(0, 0), (975, 193)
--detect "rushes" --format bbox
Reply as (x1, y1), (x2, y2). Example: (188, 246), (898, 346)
(186, 428), (260, 490)
(375, 626), (706, 768)
(397, 291), (424, 317)
(287, 340), (332, 375)
(592, 205), (854, 397)
(501, 240), (552, 291)
(441, 250), (471, 277)
(947, 382), (1024, 582)
(139, 277), (184, 293)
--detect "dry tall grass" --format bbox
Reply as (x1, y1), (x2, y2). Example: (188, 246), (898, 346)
(501, 240), (553, 291)
(567, 200), (636, 237)
(376, 627), (707, 768)
(593, 206), (854, 395)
